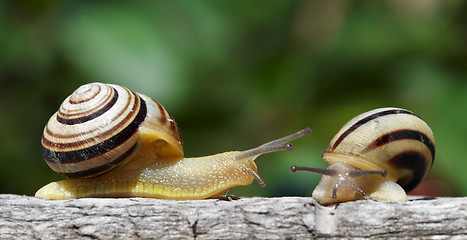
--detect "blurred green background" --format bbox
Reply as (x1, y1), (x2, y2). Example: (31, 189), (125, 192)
(0, 0), (465, 198)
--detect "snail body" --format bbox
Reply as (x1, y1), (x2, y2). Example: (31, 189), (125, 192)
(37, 83), (311, 200)
(291, 107), (435, 204)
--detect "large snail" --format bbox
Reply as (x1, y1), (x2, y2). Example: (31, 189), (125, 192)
(36, 82), (311, 200)
(291, 107), (435, 204)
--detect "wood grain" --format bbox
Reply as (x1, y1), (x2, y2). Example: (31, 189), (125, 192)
(0, 194), (465, 239)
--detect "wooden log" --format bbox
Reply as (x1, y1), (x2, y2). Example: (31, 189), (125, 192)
(0, 194), (465, 239)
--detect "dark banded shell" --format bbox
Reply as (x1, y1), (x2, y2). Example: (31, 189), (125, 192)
(322, 107), (435, 192)
(41, 83), (183, 178)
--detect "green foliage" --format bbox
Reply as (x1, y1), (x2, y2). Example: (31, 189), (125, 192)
(0, 1), (465, 197)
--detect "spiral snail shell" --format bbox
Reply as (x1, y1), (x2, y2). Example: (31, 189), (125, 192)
(291, 107), (435, 204)
(36, 82), (311, 200)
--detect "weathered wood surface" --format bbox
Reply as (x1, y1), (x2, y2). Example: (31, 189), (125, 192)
(0, 194), (466, 239)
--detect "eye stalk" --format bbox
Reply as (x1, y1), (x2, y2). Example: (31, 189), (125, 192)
(236, 128), (311, 160)
(290, 164), (387, 200)
(234, 128), (312, 186)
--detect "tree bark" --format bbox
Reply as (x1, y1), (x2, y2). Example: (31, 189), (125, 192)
(0, 194), (465, 239)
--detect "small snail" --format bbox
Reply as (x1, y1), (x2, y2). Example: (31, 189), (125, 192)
(36, 82), (311, 200)
(291, 107), (435, 204)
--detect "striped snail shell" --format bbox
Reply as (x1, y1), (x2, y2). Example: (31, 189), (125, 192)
(291, 107), (435, 204)
(41, 83), (182, 178)
(37, 82), (311, 200)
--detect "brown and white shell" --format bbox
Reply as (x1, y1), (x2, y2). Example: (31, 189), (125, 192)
(41, 83), (183, 178)
(323, 107), (435, 193)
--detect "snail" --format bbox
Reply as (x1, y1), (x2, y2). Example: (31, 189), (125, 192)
(36, 82), (311, 200)
(291, 107), (435, 204)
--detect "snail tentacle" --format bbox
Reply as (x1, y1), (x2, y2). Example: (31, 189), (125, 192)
(234, 128), (311, 186)
(235, 128), (311, 160)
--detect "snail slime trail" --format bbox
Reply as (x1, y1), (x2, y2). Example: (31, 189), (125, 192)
(36, 82), (311, 200)
(290, 107), (435, 204)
